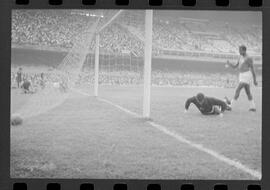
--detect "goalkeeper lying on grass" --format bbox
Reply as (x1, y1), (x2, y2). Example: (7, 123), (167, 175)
(185, 93), (232, 116)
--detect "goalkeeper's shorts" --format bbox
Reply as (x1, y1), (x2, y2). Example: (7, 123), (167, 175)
(210, 105), (222, 115)
(201, 105), (222, 115)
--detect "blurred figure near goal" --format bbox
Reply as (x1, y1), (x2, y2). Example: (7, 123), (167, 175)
(21, 78), (32, 94)
(226, 45), (258, 112)
(16, 67), (23, 88)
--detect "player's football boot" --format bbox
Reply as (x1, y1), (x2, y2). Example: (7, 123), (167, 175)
(249, 108), (256, 112)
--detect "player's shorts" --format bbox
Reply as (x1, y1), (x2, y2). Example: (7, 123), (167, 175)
(210, 105), (222, 115)
(239, 71), (252, 85)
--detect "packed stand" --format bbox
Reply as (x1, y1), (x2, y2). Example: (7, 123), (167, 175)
(12, 10), (262, 56)
(12, 10), (92, 49)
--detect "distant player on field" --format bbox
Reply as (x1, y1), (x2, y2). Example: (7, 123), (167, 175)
(40, 72), (45, 89)
(16, 67), (23, 88)
(226, 45), (257, 111)
(21, 78), (32, 94)
(185, 93), (231, 116)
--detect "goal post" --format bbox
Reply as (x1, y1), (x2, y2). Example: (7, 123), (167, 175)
(143, 10), (153, 118)
(94, 10), (153, 118)
(94, 33), (100, 97)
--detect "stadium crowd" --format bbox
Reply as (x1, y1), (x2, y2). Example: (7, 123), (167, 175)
(11, 67), (241, 92)
(12, 10), (91, 49)
(12, 10), (262, 55)
(11, 10), (261, 92)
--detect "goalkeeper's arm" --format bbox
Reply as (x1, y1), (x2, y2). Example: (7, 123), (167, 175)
(184, 97), (196, 112)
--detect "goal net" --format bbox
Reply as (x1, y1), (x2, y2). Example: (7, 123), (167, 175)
(11, 9), (153, 120)
(81, 10), (156, 117)
(12, 14), (100, 119)
(82, 10), (146, 87)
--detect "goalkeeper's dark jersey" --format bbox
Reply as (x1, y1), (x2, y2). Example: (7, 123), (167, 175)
(185, 96), (227, 115)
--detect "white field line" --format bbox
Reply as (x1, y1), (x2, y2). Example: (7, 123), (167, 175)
(148, 121), (261, 180)
(98, 98), (140, 118)
(73, 88), (262, 180)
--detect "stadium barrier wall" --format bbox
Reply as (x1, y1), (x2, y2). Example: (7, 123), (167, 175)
(11, 47), (262, 74)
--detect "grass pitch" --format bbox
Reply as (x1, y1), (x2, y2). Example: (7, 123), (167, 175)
(10, 85), (261, 179)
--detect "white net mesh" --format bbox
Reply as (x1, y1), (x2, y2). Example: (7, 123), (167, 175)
(12, 17), (99, 119)
(83, 10), (146, 86)
(11, 10), (148, 119)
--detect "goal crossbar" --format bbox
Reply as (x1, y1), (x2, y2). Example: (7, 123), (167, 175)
(97, 10), (124, 33)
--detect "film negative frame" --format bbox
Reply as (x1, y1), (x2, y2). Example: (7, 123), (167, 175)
(0, 0), (269, 189)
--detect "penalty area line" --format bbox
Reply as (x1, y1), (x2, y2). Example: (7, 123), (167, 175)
(73, 88), (261, 180)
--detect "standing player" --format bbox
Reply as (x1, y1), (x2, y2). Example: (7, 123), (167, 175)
(226, 45), (258, 111)
(40, 72), (45, 89)
(16, 67), (23, 88)
(184, 93), (231, 116)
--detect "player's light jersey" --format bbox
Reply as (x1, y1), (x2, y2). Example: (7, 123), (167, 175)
(185, 96), (227, 115)
(238, 54), (253, 73)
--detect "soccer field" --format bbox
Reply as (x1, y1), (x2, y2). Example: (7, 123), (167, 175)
(10, 85), (262, 180)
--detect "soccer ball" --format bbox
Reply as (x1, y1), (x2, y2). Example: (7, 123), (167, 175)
(11, 114), (23, 126)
